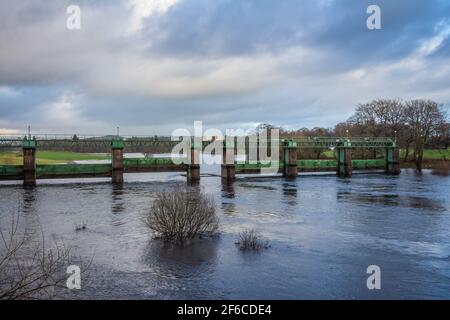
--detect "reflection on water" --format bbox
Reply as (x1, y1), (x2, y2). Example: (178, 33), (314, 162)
(22, 187), (37, 213)
(111, 184), (125, 215)
(337, 192), (447, 212)
(143, 238), (219, 280)
(1, 168), (450, 299)
(282, 182), (298, 206)
(221, 183), (236, 215)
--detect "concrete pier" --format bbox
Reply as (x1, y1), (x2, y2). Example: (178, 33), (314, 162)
(187, 139), (200, 183)
(111, 139), (124, 184)
(385, 148), (400, 175)
(283, 140), (298, 179)
(22, 138), (37, 187)
(337, 147), (352, 177)
(221, 137), (235, 182)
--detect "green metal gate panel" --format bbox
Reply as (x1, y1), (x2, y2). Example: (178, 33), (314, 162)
(297, 159), (338, 169)
(352, 159), (385, 169)
(235, 161), (283, 170)
(36, 164), (111, 177)
(123, 157), (186, 167)
(0, 165), (23, 177)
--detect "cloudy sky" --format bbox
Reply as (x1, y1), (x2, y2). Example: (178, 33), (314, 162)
(0, 0), (450, 135)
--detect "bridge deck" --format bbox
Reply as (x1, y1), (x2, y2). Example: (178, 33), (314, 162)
(0, 158), (186, 180)
(0, 135), (396, 150)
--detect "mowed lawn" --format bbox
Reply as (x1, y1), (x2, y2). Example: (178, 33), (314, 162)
(0, 151), (110, 165)
(315, 149), (450, 160)
(400, 148), (450, 160)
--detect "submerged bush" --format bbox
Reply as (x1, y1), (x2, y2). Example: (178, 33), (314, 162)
(236, 229), (269, 251)
(144, 187), (218, 243)
(75, 221), (87, 231)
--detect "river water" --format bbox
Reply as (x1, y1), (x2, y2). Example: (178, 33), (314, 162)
(1, 156), (450, 299)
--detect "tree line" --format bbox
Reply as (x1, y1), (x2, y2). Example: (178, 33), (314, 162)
(277, 99), (449, 172)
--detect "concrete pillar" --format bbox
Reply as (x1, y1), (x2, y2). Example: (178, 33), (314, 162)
(337, 147), (352, 177)
(283, 140), (298, 179)
(385, 148), (400, 175)
(111, 139), (124, 184)
(187, 138), (200, 183)
(22, 138), (37, 187)
(221, 136), (235, 181)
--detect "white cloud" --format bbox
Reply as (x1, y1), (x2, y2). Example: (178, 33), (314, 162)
(0, 128), (21, 135)
(126, 0), (180, 34)
(82, 50), (295, 98)
(418, 20), (450, 56)
(42, 93), (81, 123)
(36, 92), (111, 133)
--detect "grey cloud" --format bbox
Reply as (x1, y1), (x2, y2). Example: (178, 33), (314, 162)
(0, 0), (450, 135)
(144, 0), (450, 65)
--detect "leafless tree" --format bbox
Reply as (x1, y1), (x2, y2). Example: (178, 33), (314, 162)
(282, 127), (334, 159)
(144, 186), (218, 243)
(350, 99), (405, 134)
(0, 213), (73, 300)
(342, 98), (447, 167)
(404, 99), (446, 171)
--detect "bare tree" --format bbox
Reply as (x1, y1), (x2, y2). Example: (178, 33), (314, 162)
(144, 187), (218, 243)
(282, 127), (334, 159)
(341, 98), (447, 166)
(1, 213), (73, 300)
(404, 99), (446, 172)
(347, 99), (407, 137)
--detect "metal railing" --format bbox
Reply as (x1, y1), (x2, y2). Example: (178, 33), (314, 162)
(0, 134), (396, 149)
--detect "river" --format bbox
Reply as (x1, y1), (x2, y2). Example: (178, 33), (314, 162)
(1, 156), (450, 299)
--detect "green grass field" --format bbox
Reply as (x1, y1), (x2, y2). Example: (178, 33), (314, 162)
(0, 151), (110, 165)
(322, 150), (335, 158)
(323, 148), (450, 161)
(400, 148), (450, 160)
(1, 148), (448, 166)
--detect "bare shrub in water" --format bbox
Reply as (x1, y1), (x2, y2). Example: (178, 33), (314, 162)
(144, 187), (218, 243)
(0, 213), (75, 300)
(236, 229), (269, 251)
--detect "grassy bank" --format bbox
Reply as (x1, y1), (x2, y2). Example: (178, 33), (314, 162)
(314, 148), (450, 170)
(400, 148), (450, 161)
(324, 148), (450, 161)
(0, 151), (110, 165)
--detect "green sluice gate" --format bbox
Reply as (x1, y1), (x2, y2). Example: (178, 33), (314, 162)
(297, 159), (337, 169)
(123, 157), (187, 167)
(235, 159), (385, 171)
(36, 164), (112, 177)
(235, 161), (283, 170)
(352, 159), (385, 169)
(0, 165), (23, 177)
